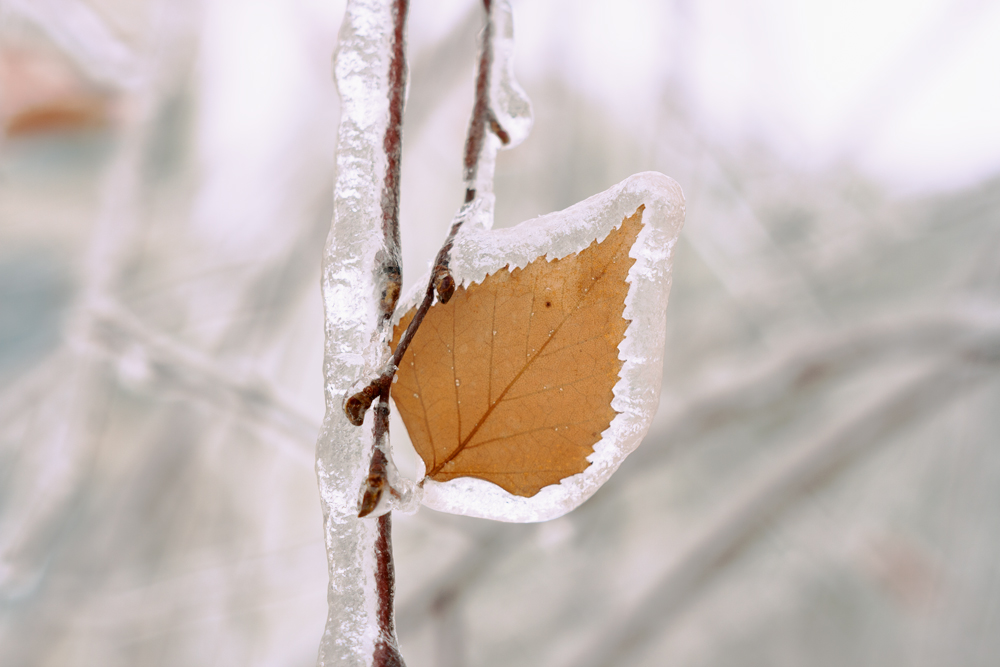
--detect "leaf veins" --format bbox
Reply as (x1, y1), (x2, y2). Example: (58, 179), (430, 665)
(391, 206), (644, 497)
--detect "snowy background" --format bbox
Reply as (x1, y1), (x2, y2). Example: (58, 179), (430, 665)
(2, 0), (1000, 665)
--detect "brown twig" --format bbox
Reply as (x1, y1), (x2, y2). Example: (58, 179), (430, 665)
(377, 0), (409, 322)
(372, 511), (405, 666)
(463, 0), (494, 202)
(356, 0), (409, 509)
(357, 1), (409, 665)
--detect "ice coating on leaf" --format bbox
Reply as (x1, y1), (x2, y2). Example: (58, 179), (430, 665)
(315, 1), (416, 664)
(394, 172), (685, 522)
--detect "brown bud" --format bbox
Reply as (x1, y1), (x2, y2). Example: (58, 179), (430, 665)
(357, 472), (386, 517)
(381, 278), (401, 315)
(435, 272), (456, 304)
(344, 384), (378, 426)
(489, 114), (511, 145)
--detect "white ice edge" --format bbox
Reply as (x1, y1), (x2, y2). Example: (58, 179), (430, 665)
(393, 172), (685, 522)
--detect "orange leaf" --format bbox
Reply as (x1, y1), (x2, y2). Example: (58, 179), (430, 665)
(391, 206), (644, 497)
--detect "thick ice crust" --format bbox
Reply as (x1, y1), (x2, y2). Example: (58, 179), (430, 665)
(396, 172), (685, 522)
(316, 0), (398, 663)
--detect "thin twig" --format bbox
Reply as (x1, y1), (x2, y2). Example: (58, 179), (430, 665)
(372, 511), (405, 667)
(376, 0), (409, 322)
(463, 0), (511, 202)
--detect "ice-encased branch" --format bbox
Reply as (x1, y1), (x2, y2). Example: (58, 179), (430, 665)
(315, 0), (409, 665)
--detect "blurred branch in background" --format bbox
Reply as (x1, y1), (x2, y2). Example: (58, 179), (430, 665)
(2, 0), (999, 666)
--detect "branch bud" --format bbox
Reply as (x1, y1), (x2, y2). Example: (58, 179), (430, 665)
(435, 271), (456, 304)
(344, 383), (379, 426)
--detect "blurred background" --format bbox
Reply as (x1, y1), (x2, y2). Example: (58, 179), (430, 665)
(2, 0), (1000, 665)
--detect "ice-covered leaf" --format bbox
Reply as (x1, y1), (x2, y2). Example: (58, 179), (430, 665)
(392, 209), (641, 497)
(393, 172), (685, 522)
